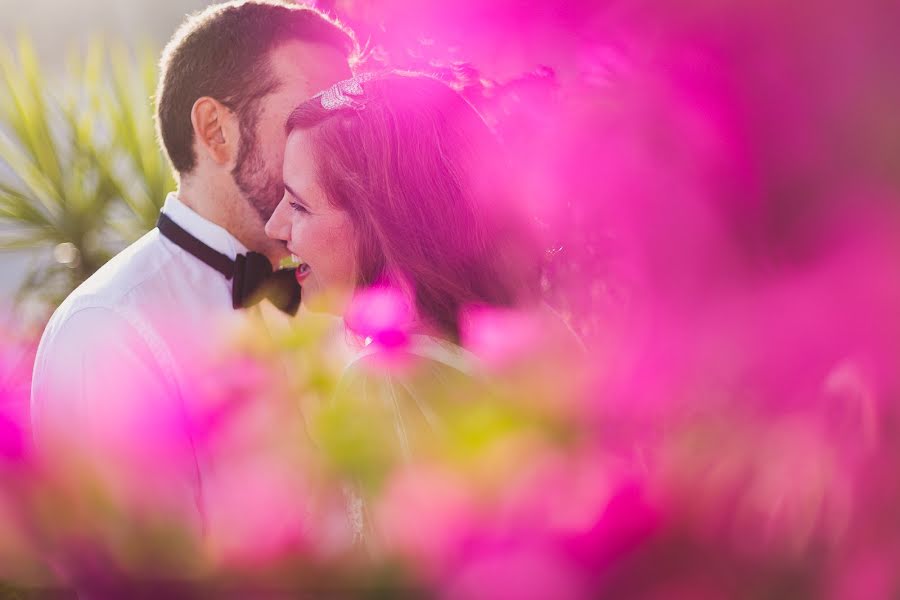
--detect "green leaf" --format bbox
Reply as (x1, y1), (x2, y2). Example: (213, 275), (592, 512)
(0, 35), (174, 308)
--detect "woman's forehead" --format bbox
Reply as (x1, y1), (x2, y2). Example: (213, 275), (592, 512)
(284, 130), (316, 179)
(284, 129), (334, 209)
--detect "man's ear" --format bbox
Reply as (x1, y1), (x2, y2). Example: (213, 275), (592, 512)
(190, 97), (240, 167)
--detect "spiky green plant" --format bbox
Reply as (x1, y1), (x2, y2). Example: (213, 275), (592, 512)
(0, 35), (174, 309)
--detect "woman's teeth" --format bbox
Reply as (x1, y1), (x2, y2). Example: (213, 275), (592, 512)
(281, 254), (301, 269)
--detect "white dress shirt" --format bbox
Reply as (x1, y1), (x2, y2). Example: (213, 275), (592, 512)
(31, 193), (249, 532)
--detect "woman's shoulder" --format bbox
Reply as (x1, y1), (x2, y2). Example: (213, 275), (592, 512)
(345, 335), (478, 378)
(336, 334), (485, 415)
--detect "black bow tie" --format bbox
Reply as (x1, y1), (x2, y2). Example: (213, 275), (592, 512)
(157, 213), (301, 316)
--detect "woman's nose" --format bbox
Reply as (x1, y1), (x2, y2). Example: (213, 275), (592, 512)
(265, 201), (290, 241)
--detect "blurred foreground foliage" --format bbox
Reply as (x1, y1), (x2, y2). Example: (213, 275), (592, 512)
(1, 0), (900, 596)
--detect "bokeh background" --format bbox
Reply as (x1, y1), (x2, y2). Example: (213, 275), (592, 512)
(0, 0), (208, 314)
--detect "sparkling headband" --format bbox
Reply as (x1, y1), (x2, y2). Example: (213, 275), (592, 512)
(316, 72), (378, 111)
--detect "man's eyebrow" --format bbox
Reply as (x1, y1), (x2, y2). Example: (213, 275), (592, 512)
(284, 182), (300, 199)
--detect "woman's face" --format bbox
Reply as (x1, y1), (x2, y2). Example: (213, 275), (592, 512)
(265, 129), (357, 313)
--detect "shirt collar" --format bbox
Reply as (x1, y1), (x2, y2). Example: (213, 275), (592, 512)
(160, 193), (248, 260)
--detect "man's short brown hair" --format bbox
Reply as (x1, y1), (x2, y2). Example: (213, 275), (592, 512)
(155, 0), (355, 175)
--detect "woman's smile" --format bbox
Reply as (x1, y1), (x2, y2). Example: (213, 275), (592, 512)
(295, 262), (312, 284)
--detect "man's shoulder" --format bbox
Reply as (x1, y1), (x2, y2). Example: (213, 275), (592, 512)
(39, 231), (158, 335)
(38, 222), (233, 367)
(37, 230), (181, 351)
(64, 229), (172, 308)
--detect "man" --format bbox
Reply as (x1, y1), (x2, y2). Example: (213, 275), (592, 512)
(30, 1), (354, 536)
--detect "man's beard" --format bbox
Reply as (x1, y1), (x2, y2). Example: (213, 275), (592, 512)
(231, 121), (283, 224)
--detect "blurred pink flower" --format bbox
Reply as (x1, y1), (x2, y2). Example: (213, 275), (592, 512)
(828, 551), (897, 600)
(442, 543), (588, 600)
(375, 465), (478, 578)
(460, 307), (541, 370)
(345, 285), (413, 351)
(493, 446), (612, 539)
(204, 459), (312, 567)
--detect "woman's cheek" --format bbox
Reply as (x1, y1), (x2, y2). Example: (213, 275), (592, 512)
(289, 219), (306, 254)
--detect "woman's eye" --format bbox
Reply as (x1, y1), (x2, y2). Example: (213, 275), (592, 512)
(289, 201), (310, 215)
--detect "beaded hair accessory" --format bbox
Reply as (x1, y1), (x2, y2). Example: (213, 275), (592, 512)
(317, 72), (378, 111)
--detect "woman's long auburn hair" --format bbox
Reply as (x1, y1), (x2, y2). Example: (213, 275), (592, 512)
(286, 72), (540, 341)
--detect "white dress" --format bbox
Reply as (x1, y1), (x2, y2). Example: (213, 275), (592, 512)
(333, 334), (481, 547)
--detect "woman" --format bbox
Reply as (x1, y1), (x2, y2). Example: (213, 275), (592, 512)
(265, 70), (545, 377)
(265, 71), (540, 338)
(265, 71), (544, 543)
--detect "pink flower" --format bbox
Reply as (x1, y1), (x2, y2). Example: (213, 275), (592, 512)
(375, 465), (478, 578)
(442, 543), (589, 600)
(460, 307), (540, 370)
(345, 285), (413, 351)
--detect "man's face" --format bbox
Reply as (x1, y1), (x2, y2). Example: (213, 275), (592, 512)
(231, 40), (351, 258)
